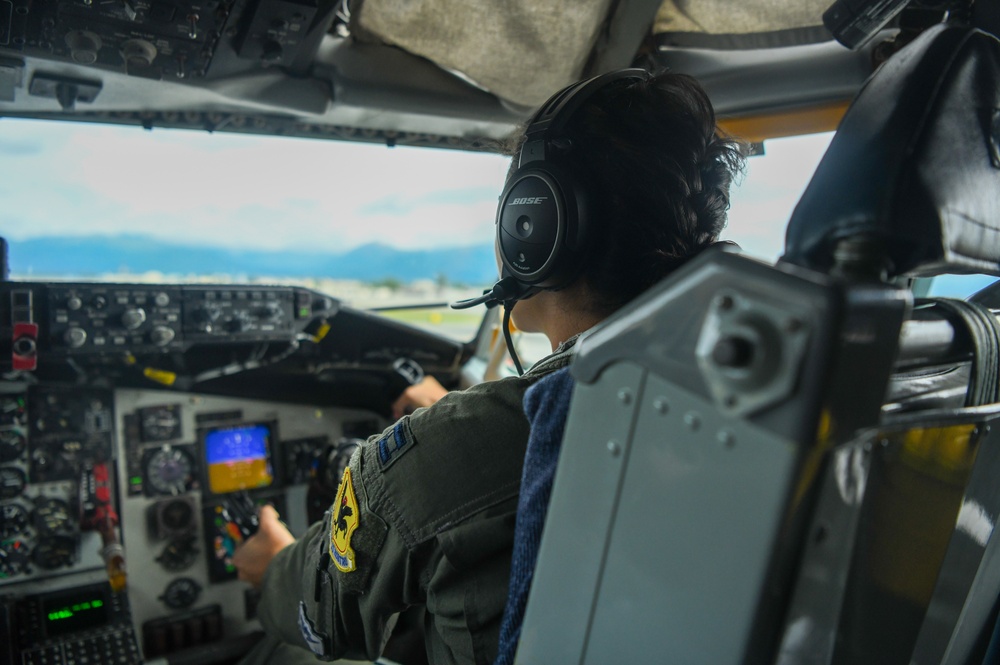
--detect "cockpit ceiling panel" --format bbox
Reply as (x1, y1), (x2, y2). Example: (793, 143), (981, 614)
(354, 0), (616, 108)
(654, 0), (830, 38)
(353, 0), (837, 108)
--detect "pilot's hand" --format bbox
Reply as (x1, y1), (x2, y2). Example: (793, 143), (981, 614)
(392, 376), (449, 419)
(232, 504), (295, 590)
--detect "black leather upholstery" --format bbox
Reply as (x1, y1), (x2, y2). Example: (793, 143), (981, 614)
(782, 25), (1000, 277)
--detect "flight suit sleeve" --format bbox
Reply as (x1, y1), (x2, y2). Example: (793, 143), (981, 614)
(255, 447), (428, 662)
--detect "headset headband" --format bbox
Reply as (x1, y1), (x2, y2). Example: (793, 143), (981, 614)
(518, 68), (650, 168)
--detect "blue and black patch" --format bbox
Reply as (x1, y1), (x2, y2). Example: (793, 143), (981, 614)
(377, 420), (416, 470)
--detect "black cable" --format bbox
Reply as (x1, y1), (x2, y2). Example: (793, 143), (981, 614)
(502, 303), (524, 376)
(929, 298), (1000, 406)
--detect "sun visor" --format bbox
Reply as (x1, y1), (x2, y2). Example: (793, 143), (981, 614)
(782, 25), (1000, 277)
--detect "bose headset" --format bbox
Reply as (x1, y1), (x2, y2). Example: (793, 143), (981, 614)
(452, 68), (650, 373)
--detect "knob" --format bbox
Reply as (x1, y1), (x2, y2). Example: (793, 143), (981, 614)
(193, 305), (220, 332)
(121, 307), (147, 330)
(150, 326), (176, 346)
(256, 303), (282, 321)
(12, 336), (36, 357)
(260, 40), (283, 65)
(227, 315), (250, 333)
(121, 39), (157, 68)
(154, 292), (170, 307)
(64, 328), (87, 348)
(65, 30), (102, 65)
(91, 295), (107, 310)
(66, 296), (82, 311)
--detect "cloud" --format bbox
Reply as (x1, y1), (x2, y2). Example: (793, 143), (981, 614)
(0, 119), (511, 252)
(357, 187), (498, 217)
(0, 119), (833, 264)
(726, 132), (833, 261)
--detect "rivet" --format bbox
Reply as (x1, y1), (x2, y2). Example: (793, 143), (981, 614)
(718, 430), (735, 448)
(607, 440), (622, 457)
(684, 412), (701, 431)
(617, 388), (633, 405)
(653, 398), (669, 415)
(717, 294), (735, 311)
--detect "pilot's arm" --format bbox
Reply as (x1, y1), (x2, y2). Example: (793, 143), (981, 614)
(233, 450), (413, 661)
(232, 370), (554, 664)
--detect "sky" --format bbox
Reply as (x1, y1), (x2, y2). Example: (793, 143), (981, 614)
(0, 117), (833, 262)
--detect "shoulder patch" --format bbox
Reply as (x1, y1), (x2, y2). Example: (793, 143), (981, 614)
(330, 467), (360, 572)
(377, 420), (416, 471)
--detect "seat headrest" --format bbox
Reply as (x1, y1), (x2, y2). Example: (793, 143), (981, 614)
(782, 25), (1000, 277)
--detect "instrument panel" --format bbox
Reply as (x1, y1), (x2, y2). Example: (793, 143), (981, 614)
(0, 382), (382, 663)
(0, 280), (466, 664)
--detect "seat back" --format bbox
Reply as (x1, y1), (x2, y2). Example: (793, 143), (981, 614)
(516, 24), (1000, 665)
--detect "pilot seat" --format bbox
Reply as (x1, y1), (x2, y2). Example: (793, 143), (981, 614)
(514, 22), (1000, 665)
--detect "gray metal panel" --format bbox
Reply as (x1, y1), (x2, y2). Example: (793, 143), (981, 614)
(583, 371), (801, 665)
(515, 362), (645, 665)
(775, 442), (872, 665)
(910, 414), (1000, 665)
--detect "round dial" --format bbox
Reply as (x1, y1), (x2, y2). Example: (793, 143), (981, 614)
(145, 448), (194, 495)
(0, 396), (27, 426)
(35, 498), (73, 533)
(159, 577), (202, 609)
(0, 503), (29, 538)
(0, 467), (27, 499)
(156, 535), (199, 572)
(0, 430), (26, 463)
(141, 407), (181, 442)
(158, 498), (195, 533)
(33, 535), (76, 570)
(0, 539), (31, 578)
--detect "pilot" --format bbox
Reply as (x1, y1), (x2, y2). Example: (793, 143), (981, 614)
(232, 68), (745, 665)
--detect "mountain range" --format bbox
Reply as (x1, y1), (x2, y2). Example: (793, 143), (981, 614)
(5, 235), (497, 285)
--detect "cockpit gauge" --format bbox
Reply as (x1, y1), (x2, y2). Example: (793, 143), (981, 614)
(159, 577), (202, 610)
(0, 539), (31, 578)
(0, 396), (27, 427)
(140, 405), (182, 442)
(0, 429), (26, 463)
(156, 535), (199, 572)
(145, 447), (195, 495)
(157, 497), (196, 535)
(0, 503), (29, 538)
(0, 467), (27, 499)
(32, 535), (76, 570)
(35, 498), (73, 534)
(30, 448), (74, 483)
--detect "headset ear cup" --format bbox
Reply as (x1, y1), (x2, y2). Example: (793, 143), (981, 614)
(496, 162), (591, 290)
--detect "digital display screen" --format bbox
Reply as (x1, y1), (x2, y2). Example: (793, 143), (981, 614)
(203, 423), (274, 494)
(42, 589), (110, 638)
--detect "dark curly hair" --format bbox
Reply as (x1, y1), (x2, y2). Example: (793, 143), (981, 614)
(507, 71), (746, 315)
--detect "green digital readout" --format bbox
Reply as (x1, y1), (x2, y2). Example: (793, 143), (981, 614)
(42, 590), (110, 638)
(47, 599), (104, 622)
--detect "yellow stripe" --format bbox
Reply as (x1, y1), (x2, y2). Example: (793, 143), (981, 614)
(719, 100), (851, 143)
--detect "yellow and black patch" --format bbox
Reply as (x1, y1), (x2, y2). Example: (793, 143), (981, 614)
(329, 467), (360, 572)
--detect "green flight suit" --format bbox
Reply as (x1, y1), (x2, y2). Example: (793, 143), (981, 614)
(254, 341), (575, 665)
